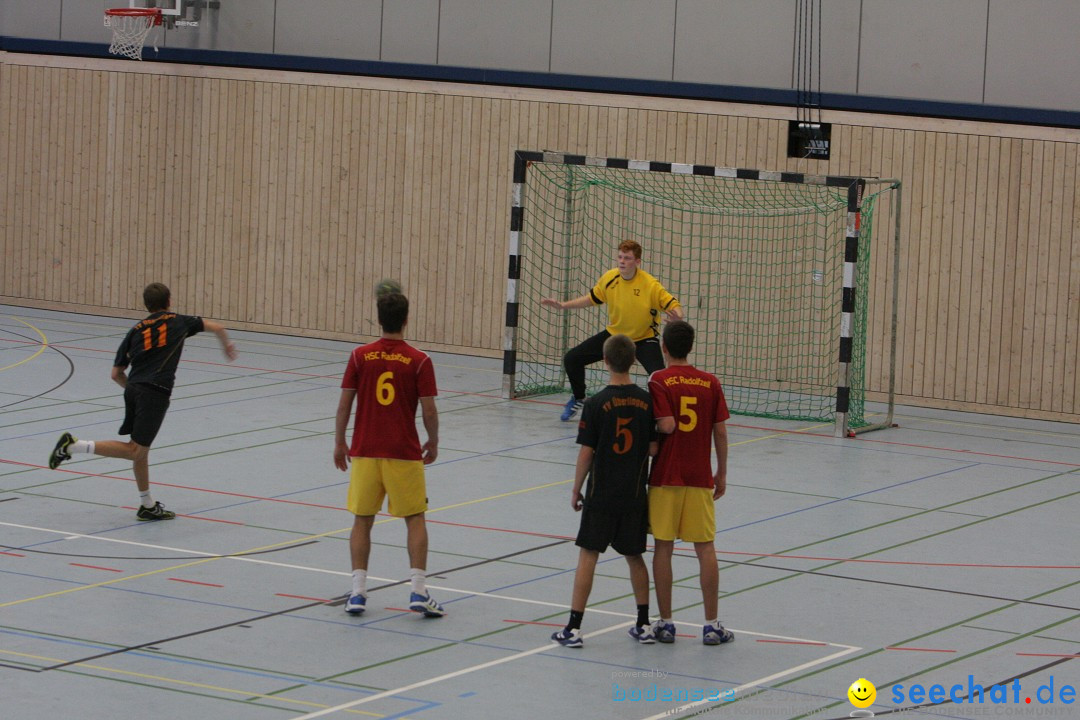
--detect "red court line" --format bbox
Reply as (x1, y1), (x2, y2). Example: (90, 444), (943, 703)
(503, 619), (563, 628)
(275, 593), (330, 603)
(886, 646), (957, 653)
(168, 578), (224, 588)
(1, 551), (25, 557)
(756, 639), (828, 646)
(1016, 653), (1080, 658)
(69, 562), (122, 572)
(708, 549), (1080, 570)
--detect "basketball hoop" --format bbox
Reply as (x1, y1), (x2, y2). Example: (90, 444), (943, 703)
(104, 8), (163, 61)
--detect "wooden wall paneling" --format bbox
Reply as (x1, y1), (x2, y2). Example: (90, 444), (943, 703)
(1018, 139), (1042, 408)
(1007, 139), (1033, 408)
(14, 66), (28, 300)
(970, 135), (992, 404)
(937, 133), (963, 399)
(231, 79), (251, 326)
(997, 138), (1022, 407)
(907, 130), (931, 399)
(954, 134), (979, 402)
(462, 95), (482, 347)
(985, 138), (1010, 407)
(1067, 152), (1080, 414)
(313, 84), (334, 331)
(26, 66), (43, 302)
(1055, 144), (1078, 414)
(1043, 142), (1067, 413)
(1029, 140), (1056, 409)
(446, 93), (465, 346)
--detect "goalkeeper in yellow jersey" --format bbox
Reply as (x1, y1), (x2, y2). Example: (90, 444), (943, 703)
(541, 240), (683, 421)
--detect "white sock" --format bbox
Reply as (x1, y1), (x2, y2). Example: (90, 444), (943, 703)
(706, 618), (719, 627)
(351, 569), (367, 596)
(410, 568), (426, 595)
(661, 617), (672, 624)
(71, 440), (94, 454)
(139, 490), (155, 509)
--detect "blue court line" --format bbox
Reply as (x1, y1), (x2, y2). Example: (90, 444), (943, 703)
(717, 462), (981, 534)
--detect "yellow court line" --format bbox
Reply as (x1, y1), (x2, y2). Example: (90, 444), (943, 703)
(0, 649), (382, 716)
(0, 316), (48, 371)
(729, 421), (833, 447)
(0, 529), (348, 609)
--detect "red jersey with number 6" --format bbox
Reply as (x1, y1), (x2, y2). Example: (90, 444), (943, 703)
(648, 365), (729, 488)
(341, 338), (437, 460)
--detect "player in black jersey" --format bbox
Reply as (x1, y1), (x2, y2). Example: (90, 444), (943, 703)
(49, 283), (237, 521)
(551, 334), (656, 648)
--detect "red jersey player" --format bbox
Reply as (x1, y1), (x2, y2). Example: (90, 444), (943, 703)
(647, 320), (734, 646)
(333, 289), (444, 618)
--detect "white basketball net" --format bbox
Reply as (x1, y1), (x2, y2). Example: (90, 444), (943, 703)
(105, 12), (160, 61)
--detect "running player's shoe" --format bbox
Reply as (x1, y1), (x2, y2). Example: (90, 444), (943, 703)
(49, 432), (76, 469)
(627, 624), (656, 644)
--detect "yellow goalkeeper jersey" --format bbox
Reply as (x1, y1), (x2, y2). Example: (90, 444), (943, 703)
(590, 268), (680, 342)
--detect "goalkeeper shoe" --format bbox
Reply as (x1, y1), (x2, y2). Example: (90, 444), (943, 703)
(560, 396), (584, 422)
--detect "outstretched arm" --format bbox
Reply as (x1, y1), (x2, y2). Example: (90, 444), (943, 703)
(202, 319), (238, 361)
(540, 294), (594, 311)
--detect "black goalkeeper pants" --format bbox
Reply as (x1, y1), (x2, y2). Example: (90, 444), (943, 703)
(564, 331), (665, 400)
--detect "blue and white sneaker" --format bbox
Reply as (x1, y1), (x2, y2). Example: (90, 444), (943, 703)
(409, 592), (445, 618)
(560, 396), (584, 422)
(344, 593), (367, 615)
(703, 622), (734, 646)
(551, 628), (583, 648)
(628, 624), (656, 644)
(652, 620), (677, 643)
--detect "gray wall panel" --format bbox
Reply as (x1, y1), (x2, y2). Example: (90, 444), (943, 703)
(817, 0), (861, 95)
(382, 0), (439, 65)
(274, 0), (381, 60)
(674, 0), (792, 88)
(858, 0), (987, 104)
(5, 0), (61, 39)
(438, 0), (551, 72)
(985, 0), (1080, 111)
(551, 0), (675, 80)
(62, 2), (120, 44)
(165, 0), (275, 53)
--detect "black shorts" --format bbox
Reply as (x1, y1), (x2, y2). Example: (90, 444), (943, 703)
(575, 502), (648, 556)
(118, 383), (171, 447)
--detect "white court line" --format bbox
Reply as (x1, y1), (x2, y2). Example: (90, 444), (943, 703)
(2, 520), (852, 645)
(636, 644), (862, 720)
(7, 519), (861, 719)
(289, 620), (636, 720)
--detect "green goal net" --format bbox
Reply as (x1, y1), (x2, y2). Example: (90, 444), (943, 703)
(505, 154), (892, 431)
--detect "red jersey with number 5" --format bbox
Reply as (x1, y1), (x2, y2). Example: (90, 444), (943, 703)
(341, 338), (437, 460)
(648, 365), (729, 488)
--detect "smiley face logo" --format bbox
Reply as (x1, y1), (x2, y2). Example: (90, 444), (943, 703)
(847, 678), (876, 708)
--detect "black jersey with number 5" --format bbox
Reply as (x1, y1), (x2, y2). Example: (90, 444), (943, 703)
(575, 384), (654, 513)
(113, 311), (204, 394)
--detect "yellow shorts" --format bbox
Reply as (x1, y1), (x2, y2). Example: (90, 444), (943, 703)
(347, 457), (427, 518)
(648, 486), (716, 543)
